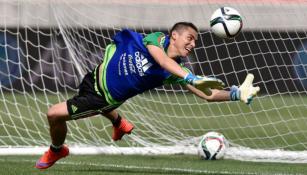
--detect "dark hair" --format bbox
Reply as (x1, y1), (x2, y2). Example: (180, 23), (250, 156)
(169, 22), (198, 35)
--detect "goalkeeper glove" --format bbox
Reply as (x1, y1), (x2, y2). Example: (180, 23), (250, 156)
(184, 73), (225, 95)
(230, 73), (260, 105)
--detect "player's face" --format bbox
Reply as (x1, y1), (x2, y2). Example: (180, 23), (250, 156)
(172, 27), (198, 57)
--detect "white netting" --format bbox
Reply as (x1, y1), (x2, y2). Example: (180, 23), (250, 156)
(0, 0), (307, 163)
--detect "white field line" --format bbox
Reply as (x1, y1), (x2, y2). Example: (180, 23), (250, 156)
(1, 147), (307, 164)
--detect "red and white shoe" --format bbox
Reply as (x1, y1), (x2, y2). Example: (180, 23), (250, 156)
(112, 118), (134, 141)
(35, 145), (69, 169)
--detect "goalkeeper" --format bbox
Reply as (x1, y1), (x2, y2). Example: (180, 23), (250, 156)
(35, 22), (260, 169)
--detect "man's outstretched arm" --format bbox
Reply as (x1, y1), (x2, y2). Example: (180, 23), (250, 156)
(147, 45), (224, 94)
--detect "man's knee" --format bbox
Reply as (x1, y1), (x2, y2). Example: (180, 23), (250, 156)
(47, 104), (69, 123)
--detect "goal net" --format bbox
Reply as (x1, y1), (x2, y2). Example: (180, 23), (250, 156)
(1, 0), (307, 163)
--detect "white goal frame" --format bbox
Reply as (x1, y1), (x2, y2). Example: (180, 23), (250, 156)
(0, 0), (307, 163)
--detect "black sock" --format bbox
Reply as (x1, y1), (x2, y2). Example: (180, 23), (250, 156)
(50, 144), (63, 152)
(112, 115), (122, 127)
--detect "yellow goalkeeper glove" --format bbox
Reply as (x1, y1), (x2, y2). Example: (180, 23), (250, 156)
(184, 73), (225, 95)
(230, 73), (260, 105)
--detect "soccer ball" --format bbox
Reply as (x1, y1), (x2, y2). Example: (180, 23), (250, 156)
(197, 131), (228, 160)
(210, 7), (243, 39)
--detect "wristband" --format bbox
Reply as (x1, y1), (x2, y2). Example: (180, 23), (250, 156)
(184, 73), (196, 85)
(230, 85), (240, 101)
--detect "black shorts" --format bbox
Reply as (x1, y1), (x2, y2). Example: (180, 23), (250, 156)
(66, 72), (119, 120)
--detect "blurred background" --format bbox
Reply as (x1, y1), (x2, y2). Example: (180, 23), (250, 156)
(0, 0), (307, 155)
(1, 0), (307, 94)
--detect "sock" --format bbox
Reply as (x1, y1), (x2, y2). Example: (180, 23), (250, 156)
(50, 144), (63, 152)
(112, 115), (122, 127)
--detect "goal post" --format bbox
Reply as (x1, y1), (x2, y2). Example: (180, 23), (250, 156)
(0, 0), (307, 163)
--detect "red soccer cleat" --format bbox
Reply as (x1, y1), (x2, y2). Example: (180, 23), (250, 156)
(35, 145), (69, 169)
(112, 118), (134, 141)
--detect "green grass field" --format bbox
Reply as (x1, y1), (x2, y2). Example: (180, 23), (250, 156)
(0, 92), (307, 174)
(1, 154), (307, 175)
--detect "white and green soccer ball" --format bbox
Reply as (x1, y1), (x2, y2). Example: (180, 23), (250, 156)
(210, 7), (243, 39)
(197, 131), (229, 160)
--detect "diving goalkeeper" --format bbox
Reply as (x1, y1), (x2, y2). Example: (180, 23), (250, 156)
(35, 22), (260, 169)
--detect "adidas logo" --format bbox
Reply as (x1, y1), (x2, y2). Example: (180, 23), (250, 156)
(71, 105), (78, 113)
